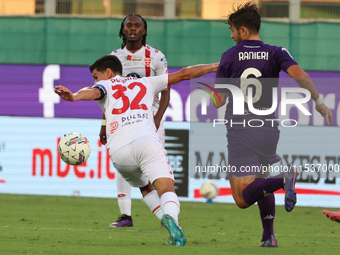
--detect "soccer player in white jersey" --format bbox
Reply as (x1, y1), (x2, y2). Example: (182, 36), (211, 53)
(99, 14), (170, 228)
(54, 55), (218, 246)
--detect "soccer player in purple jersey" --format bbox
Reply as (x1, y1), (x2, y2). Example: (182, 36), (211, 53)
(213, 2), (333, 247)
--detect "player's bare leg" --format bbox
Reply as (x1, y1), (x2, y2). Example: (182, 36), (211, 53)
(153, 178), (186, 246)
(229, 175), (256, 208)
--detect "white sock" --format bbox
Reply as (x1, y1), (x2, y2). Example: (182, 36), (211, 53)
(160, 192), (180, 223)
(116, 173), (132, 216)
(142, 190), (164, 220)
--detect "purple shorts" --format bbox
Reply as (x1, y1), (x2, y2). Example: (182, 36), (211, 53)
(227, 128), (281, 177)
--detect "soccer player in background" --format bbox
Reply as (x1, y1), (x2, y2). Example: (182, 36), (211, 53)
(213, 2), (333, 247)
(54, 55), (219, 246)
(99, 14), (170, 227)
(323, 210), (340, 223)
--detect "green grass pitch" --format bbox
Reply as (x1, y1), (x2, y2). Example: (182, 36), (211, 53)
(0, 194), (339, 255)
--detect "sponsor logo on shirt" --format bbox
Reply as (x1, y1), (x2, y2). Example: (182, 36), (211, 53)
(126, 55), (142, 61)
(121, 113), (149, 126)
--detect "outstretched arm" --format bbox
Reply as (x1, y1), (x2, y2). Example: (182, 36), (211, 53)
(55, 85), (107, 143)
(54, 85), (101, 101)
(168, 63), (219, 86)
(287, 65), (333, 125)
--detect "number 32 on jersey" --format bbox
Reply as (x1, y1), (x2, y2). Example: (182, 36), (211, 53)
(111, 82), (148, 114)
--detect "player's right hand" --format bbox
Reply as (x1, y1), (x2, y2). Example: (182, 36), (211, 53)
(316, 103), (333, 125)
(54, 85), (75, 101)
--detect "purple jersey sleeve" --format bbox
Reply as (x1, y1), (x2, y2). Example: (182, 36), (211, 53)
(274, 47), (298, 72)
(215, 51), (232, 93)
(216, 52), (228, 79)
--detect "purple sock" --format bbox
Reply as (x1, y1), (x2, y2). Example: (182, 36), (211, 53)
(258, 193), (275, 241)
(242, 177), (284, 205)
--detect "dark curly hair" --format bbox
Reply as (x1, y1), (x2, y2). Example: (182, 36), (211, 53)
(228, 2), (261, 34)
(119, 14), (148, 49)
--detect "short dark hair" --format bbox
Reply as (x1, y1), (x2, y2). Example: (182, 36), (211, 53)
(227, 2), (261, 34)
(119, 14), (147, 49)
(89, 55), (122, 74)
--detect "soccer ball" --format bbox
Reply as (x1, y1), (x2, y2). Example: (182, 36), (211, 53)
(58, 133), (91, 165)
(200, 180), (219, 200)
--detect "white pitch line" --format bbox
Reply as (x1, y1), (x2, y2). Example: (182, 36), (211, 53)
(1, 225), (163, 233)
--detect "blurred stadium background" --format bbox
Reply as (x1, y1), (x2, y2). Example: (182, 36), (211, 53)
(2, 0), (340, 19)
(0, 0), (339, 208)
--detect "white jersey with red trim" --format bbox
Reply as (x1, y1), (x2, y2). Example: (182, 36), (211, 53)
(93, 74), (169, 155)
(110, 44), (168, 113)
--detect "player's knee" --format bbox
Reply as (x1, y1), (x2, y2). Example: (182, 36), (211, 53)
(234, 197), (251, 209)
(153, 178), (175, 196)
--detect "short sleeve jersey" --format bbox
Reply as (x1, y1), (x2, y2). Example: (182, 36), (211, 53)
(93, 74), (169, 155)
(110, 44), (168, 113)
(215, 40), (298, 130)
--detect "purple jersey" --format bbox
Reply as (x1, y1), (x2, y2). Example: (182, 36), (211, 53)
(215, 40), (297, 130)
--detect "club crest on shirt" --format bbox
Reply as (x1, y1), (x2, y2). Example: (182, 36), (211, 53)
(145, 57), (151, 67)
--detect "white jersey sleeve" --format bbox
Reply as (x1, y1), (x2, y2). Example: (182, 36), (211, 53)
(154, 50), (168, 75)
(141, 74), (169, 94)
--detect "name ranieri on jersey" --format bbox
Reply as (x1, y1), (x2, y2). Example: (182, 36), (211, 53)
(238, 51), (269, 61)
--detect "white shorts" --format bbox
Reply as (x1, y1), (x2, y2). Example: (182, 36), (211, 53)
(110, 135), (174, 188)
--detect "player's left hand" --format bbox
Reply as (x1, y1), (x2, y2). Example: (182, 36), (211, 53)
(54, 85), (75, 101)
(315, 103), (333, 125)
